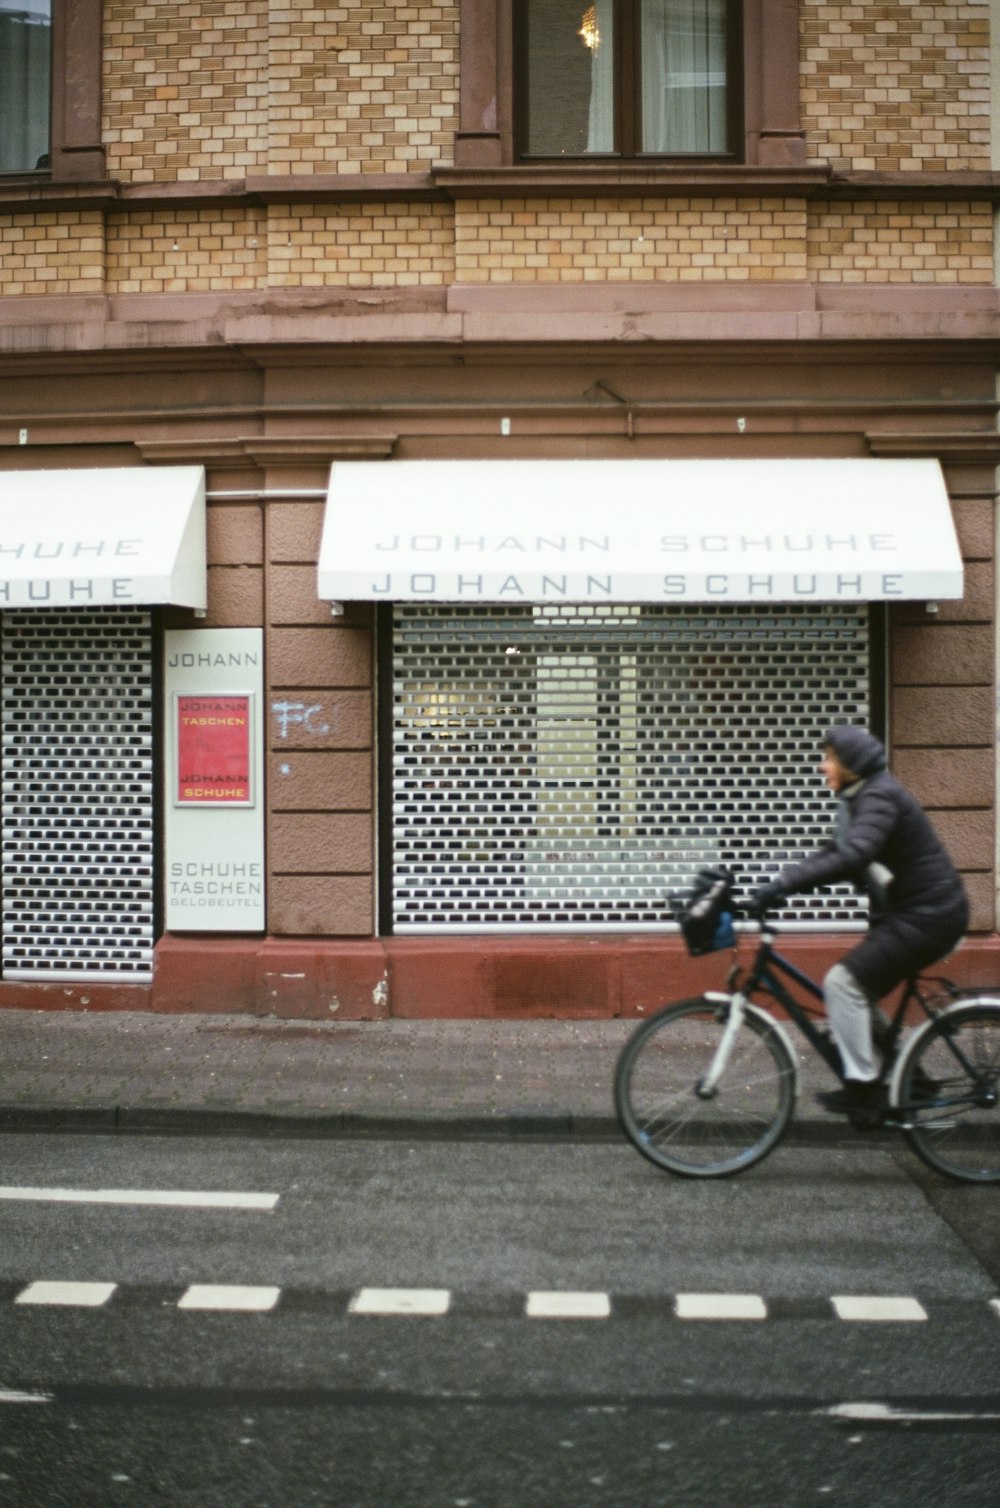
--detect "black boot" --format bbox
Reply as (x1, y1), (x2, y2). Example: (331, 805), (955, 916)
(844, 1079), (884, 1131)
(816, 1080), (884, 1129)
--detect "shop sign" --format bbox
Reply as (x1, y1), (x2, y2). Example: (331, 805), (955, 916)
(175, 694), (254, 806)
(0, 465), (206, 609)
(164, 629), (264, 931)
(318, 458), (964, 604)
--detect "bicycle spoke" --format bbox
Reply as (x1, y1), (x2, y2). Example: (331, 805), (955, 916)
(615, 999), (796, 1178)
(899, 1004), (1000, 1183)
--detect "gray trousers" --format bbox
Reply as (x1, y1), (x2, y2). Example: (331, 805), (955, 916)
(823, 962), (885, 1082)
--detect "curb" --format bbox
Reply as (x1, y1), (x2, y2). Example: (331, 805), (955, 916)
(0, 1102), (865, 1144)
(0, 1104), (611, 1139)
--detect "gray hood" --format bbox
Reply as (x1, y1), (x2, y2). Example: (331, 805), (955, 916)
(824, 724), (886, 779)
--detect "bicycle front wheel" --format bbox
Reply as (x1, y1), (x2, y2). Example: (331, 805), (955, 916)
(614, 997), (797, 1178)
(896, 1002), (1000, 1184)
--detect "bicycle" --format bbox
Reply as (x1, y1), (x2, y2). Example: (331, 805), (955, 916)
(614, 901), (1000, 1184)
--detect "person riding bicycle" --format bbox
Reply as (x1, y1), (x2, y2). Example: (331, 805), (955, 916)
(751, 724), (969, 1130)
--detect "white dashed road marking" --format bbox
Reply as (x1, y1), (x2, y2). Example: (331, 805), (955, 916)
(675, 1293), (767, 1321)
(4, 1284), (995, 1320)
(525, 1291), (611, 1319)
(177, 1285), (281, 1312)
(825, 1401), (1000, 1424)
(349, 1288), (452, 1316)
(0, 1186), (278, 1211)
(15, 1282), (117, 1308)
(831, 1296), (928, 1323)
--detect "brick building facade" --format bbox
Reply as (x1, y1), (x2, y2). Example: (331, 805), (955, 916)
(0, 1), (998, 1016)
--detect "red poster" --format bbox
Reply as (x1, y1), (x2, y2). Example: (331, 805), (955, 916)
(176, 695), (253, 805)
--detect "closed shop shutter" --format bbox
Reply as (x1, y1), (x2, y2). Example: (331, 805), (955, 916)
(1, 608), (155, 979)
(390, 602), (871, 932)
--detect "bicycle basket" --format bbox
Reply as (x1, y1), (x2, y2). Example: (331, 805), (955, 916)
(676, 868), (737, 956)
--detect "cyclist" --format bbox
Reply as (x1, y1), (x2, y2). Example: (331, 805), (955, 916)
(751, 724), (969, 1129)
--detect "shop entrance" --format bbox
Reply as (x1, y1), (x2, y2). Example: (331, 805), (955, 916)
(0, 608), (155, 980)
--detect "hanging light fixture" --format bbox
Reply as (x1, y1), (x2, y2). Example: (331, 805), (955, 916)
(578, 5), (600, 50)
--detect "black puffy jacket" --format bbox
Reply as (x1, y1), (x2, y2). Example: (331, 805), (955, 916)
(780, 727), (967, 920)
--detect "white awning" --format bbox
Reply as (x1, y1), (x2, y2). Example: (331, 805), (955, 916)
(318, 458), (963, 605)
(0, 466), (206, 610)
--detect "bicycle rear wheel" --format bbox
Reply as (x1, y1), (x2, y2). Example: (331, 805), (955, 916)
(896, 1002), (1000, 1184)
(614, 997), (797, 1178)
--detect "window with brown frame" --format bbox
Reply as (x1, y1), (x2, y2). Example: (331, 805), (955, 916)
(0, 0), (52, 172)
(456, 0), (803, 172)
(0, 0), (104, 182)
(516, 0), (741, 160)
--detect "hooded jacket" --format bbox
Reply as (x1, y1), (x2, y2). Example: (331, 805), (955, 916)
(778, 726), (967, 919)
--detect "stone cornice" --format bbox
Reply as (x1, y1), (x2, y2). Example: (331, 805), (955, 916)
(135, 436), (397, 466)
(2, 286), (1000, 374)
(866, 431), (1000, 464)
(4, 167), (1000, 213)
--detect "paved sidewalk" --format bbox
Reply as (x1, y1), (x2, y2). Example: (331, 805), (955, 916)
(0, 1007), (850, 1139)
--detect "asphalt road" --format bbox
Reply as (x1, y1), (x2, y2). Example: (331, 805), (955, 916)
(1, 1130), (998, 1506)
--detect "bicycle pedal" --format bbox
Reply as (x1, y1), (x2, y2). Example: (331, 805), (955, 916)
(886, 1111), (957, 1131)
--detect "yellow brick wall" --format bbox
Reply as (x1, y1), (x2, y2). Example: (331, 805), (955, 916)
(807, 200), (994, 282)
(105, 208), (266, 293)
(0, 212), (105, 295)
(268, 1), (459, 175)
(6, 199), (991, 297)
(103, 2), (459, 183)
(268, 203), (455, 286)
(801, 2), (991, 171)
(100, 4), (991, 185)
(454, 200), (811, 284)
(103, 1), (269, 183)
(99, 4), (991, 184)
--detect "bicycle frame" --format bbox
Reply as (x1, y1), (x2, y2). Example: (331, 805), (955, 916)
(694, 918), (997, 1132)
(736, 922), (926, 1085)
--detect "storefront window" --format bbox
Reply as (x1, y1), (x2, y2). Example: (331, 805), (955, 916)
(388, 602), (872, 933)
(0, 0), (52, 172)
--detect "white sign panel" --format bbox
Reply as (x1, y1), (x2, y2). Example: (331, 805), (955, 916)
(164, 629), (265, 931)
(318, 458), (963, 604)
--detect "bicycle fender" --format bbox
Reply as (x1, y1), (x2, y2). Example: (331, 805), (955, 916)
(703, 994), (801, 1102)
(745, 1003), (801, 1101)
(888, 997), (1000, 1107)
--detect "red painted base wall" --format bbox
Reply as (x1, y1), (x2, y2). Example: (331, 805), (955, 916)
(1, 932), (999, 1018)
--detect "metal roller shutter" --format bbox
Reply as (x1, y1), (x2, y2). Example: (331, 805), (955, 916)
(390, 602), (871, 932)
(1, 609), (155, 980)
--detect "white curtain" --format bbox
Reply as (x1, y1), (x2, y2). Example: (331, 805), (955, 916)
(640, 0), (727, 154)
(586, 0), (615, 153)
(0, 0), (52, 173)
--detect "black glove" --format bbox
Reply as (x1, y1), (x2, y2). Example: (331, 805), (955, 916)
(748, 879), (786, 916)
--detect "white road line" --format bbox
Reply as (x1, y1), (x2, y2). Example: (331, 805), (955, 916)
(15, 1281), (117, 1308)
(825, 1401), (1000, 1424)
(675, 1293), (767, 1321)
(0, 1388), (53, 1405)
(990, 1298), (1000, 1320)
(831, 1295), (928, 1323)
(0, 1186), (278, 1211)
(349, 1288), (451, 1316)
(525, 1291), (611, 1319)
(177, 1285), (280, 1312)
